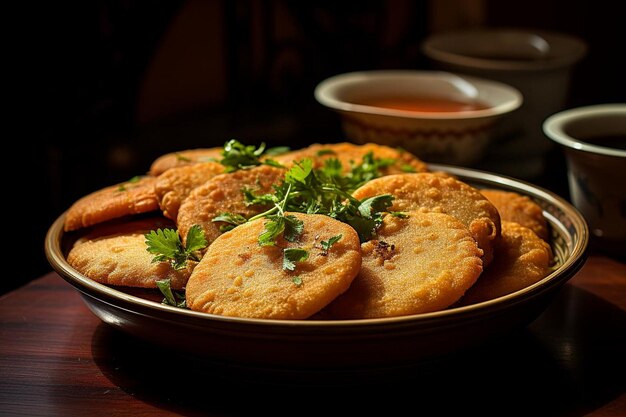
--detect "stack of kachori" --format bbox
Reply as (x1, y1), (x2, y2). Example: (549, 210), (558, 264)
(63, 141), (554, 319)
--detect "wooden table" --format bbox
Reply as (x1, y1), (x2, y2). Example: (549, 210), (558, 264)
(1, 254), (625, 416)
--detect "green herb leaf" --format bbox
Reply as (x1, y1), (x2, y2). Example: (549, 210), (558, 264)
(116, 184), (127, 192)
(283, 215), (304, 242)
(145, 228), (181, 260)
(156, 279), (187, 308)
(400, 164), (416, 173)
(175, 153), (192, 162)
(265, 146), (290, 156)
(292, 276), (303, 287)
(316, 149), (336, 156)
(358, 194), (394, 218)
(283, 248), (309, 271)
(185, 225), (209, 253)
(285, 159), (313, 184)
(258, 215), (285, 246)
(321, 234), (342, 252)
(145, 226), (208, 270)
(263, 159), (286, 168)
(390, 211), (408, 218)
(212, 212), (248, 226)
(128, 175), (141, 183)
(220, 139), (266, 172)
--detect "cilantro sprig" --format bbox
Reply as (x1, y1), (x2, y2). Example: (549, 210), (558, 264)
(219, 139), (286, 172)
(214, 150), (397, 245)
(156, 279), (187, 308)
(247, 156), (394, 242)
(145, 225), (208, 270)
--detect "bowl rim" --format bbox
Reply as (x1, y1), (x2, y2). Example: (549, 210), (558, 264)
(421, 28), (588, 72)
(313, 70), (523, 120)
(543, 103), (626, 157)
(45, 164), (588, 330)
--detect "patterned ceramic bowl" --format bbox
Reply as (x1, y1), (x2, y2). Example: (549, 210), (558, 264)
(314, 70), (522, 166)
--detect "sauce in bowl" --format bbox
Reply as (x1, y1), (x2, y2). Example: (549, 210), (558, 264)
(355, 97), (489, 113)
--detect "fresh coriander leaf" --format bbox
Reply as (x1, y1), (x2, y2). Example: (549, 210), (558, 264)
(400, 164), (416, 173)
(316, 149), (336, 156)
(283, 248), (309, 271)
(145, 228), (181, 260)
(265, 146), (290, 156)
(156, 279), (177, 306)
(344, 215), (378, 243)
(128, 175), (141, 183)
(283, 215), (304, 242)
(321, 158), (342, 177)
(292, 276), (303, 287)
(263, 159), (286, 168)
(145, 226), (207, 270)
(321, 234), (342, 252)
(212, 212), (248, 226)
(285, 159), (313, 184)
(197, 156), (218, 162)
(390, 211), (408, 218)
(185, 225), (208, 253)
(117, 184), (127, 192)
(259, 215), (285, 246)
(156, 279), (187, 308)
(175, 153), (192, 162)
(220, 139), (266, 172)
(358, 194), (394, 218)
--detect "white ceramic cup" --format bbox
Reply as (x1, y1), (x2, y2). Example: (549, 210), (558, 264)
(543, 104), (626, 260)
(422, 28), (587, 179)
(314, 70), (522, 165)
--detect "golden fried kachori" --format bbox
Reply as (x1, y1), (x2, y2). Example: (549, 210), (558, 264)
(64, 175), (159, 232)
(352, 172), (501, 266)
(186, 212), (362, 319)
(67, 217), (193, 289)
(326, 211), (483, 318)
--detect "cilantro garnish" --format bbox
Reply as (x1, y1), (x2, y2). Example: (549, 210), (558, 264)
(116, 175), (142, 192)
(292, 276), (303, 287)
(321, 234), (342, 252)
(210, 149), (397, 247)
(145, 225), (208, 270)
(264, 146), (290, 156)
(175, 153), (192, 162)
(212, 212), (248, 232)
(156, 279), (187, 308)
(218, 139), (286, 172)
(283, 248), (309, 271)
(243, 153), (396, 243)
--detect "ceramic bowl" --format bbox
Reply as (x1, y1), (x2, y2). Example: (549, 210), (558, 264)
(45, 164), (587, 375)
(421, 28), (587, 178)
(543, 103), (626, 259)
(314, 70), (522, 166)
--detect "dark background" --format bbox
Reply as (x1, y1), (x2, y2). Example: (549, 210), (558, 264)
(8, 0), (624, 295)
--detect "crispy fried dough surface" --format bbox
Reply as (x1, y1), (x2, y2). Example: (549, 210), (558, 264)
(67, 217), (193, 289)
(273, 142), (428, 174)
(325, 212), (483, 318)
(177, 165), (285, 247)
(154, 162), (225, 220)
(480, 189), (549, 241)
(460, 221), (553, 305)
(352, 173), (501, 266)
(186, 213), (362, 319)
(149, 148), (223, 176)
(64, 176), (159, 231)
